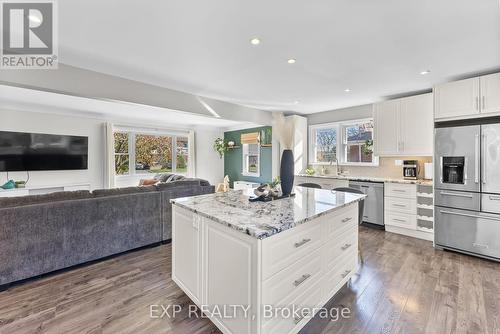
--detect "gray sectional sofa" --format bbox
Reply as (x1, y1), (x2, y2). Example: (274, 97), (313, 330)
(0, 179), (214, 286)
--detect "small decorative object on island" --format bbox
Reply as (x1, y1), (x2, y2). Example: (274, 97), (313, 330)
(273, 113), (296, 196)
(15, 181), (26, 188)
(213, 137), (228, 158)
(1, 179), (15, 190)
(305, 165), (316, 176)
(216, 175), (230, 193)
(250, 177), (287, 202)
(227, 141), (235, 148)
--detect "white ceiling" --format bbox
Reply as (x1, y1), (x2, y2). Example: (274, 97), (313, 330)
(0, 85), (258, 129)
(58, 0), (500, 114)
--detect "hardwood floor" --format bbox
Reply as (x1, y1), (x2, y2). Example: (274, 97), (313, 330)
(0, 227), (498, 334)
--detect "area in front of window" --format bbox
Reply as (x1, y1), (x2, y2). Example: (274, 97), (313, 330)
(113, 131), (189, 176)
(309, 119), (377, 166)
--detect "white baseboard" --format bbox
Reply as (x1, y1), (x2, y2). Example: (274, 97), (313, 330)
(385, 225), (434, 241)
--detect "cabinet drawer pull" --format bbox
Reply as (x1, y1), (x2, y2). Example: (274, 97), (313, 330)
(294, 238), (311, 248)
(341, 243), (352, 250)
(392, 189), (406, 193)
(392, 218), (407, 223)
(341, 217), (353, 223)
(488, 195), (500, 201)
(293, 274), (311, 287)
(341, 270), (351, 278)
(392, 204), (407, 208)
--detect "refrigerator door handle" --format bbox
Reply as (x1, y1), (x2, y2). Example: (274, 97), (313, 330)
(439, 156), (443, 184)
(439, 210), (500, 222)
(440, 191), (474, 198)
(475, 134), (479, 184)
(482, 134), (487, 184)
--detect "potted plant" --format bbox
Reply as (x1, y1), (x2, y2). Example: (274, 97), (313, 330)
(213, 138), (229, 158)
(363, 139), (374, 156)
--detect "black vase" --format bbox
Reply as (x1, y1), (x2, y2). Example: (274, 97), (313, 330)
(280, 149), (294, 196)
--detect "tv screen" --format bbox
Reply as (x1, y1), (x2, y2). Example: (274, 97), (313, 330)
(0, 131), (88, 171)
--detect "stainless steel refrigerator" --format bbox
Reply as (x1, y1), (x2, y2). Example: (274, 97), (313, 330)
(435, 123), (500, 261)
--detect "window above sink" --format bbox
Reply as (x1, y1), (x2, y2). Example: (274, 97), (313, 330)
(309, 118), (379, 166)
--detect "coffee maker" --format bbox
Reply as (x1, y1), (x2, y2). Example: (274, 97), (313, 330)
(403, 160), (419, 180)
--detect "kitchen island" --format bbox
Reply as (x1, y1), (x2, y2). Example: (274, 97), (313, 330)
(171, 186), (365, 334)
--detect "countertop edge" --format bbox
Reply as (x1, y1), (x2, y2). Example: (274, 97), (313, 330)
(296, 174), (433, 185)
(171, 194), (366, 240)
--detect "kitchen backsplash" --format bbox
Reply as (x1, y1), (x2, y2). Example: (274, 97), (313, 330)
(309, 156), (433, 179)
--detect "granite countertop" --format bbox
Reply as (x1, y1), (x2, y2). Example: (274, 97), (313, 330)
(296, 174), (433, 186)
(171, 187), (366, 240)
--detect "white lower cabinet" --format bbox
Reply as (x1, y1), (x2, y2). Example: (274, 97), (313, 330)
(384, 183), (432, 241)
(172, 204), (359, 334)
(172, 207), (201, 304)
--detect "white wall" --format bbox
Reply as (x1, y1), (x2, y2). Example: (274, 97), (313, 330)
(307, 104), (373, 125)
(194, 127), (224, 185)
(1, 109), (227, 190)
(1, 109), (105, 190)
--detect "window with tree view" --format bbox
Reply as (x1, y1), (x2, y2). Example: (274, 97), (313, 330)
(343, 121), (374, 163)
(135, 135), (172, 174)
(309, 119), (376, 165)
(312, 127), (337, 163)
(114, 132), (129, 175)
(114, 131), (190, 176)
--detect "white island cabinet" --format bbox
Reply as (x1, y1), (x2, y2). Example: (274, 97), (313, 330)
(171, 187), (365, 334)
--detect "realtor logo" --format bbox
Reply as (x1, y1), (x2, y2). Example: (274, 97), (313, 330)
(1, 0), (58, 69)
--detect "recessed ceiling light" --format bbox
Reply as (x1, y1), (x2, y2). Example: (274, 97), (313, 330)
(250, 38), (261, 45)
(420, 70), (431, 75)
(287, 58), (296, 64)
(293, 101), (299, 105)
(344, 88), (351, 92)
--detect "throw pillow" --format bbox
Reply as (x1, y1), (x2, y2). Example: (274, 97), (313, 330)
(141, 179), (158, 186)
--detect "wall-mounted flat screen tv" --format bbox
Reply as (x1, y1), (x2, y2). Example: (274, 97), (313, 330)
(0, 131), (88, 171)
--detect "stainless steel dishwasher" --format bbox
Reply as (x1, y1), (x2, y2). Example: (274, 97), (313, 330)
(348, 180), (384, 226)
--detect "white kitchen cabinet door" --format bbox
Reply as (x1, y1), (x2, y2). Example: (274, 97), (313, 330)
(172, 207), (201, 304)
(480, 73), (500, 115)
(374, 100), (400, 156)
(204, 219), (259, 334)
(400, 93), (434, 156)
(434, 77), (480, 120)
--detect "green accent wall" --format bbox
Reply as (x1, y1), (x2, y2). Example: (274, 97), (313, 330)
(224, 126), (272, 187)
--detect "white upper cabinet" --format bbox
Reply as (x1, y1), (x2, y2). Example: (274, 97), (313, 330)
(434, 77), (480, 119)
(480, 72), (500, 115)
(374, 99), (400, 156)
(434, 72), (500, 120)
(374, 93), (433, 157)
(400, 94), (434, 156)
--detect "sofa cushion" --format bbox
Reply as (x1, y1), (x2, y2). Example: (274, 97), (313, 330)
(154, 173), (174, 183)
(155, 180), (202, 191)
(183, 178), (211, 186)
(92, 185), (157, 197)
(0, 190), (93, 208)
(139, 178), (159, 186)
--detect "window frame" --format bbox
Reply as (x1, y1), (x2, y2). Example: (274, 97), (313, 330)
(241, 143), (261, 177)
(309, 118), (378, 166)
(113, 127), (191, 178)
